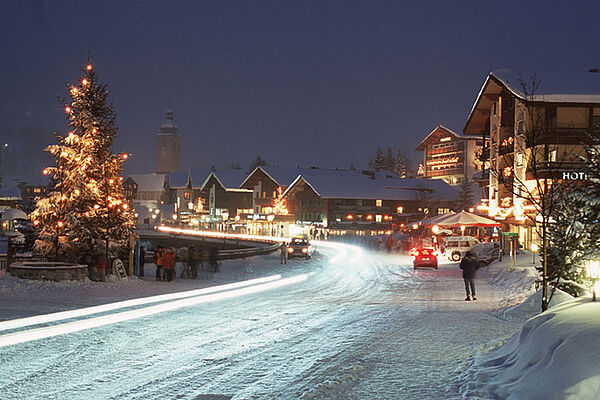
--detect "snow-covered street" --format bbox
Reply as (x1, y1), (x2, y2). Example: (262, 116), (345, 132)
(0, 242), (535, 399)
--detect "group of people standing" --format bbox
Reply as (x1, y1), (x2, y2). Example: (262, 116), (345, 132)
(151, 245), (220, 282)
(152, 246), (177, 281)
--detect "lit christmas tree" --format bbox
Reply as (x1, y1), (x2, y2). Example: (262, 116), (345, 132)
(273, 187), (288, 215)
(31, 62), (134, 264)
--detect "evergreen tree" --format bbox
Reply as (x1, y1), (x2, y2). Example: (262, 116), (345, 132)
(31, 62), (134, 263)
(369, 148), (386, 171)
(579, 138), (600, 254)
(248, 154), (268, 172)
(545, 183), (589, 297)
(457, 178), (474, 211)
(394, 149), (408, 178)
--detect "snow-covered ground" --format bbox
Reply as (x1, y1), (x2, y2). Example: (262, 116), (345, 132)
(0, 241), (596, 399)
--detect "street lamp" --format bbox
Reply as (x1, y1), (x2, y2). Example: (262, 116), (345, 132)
(531, 243), (538, 264)
(585, 260), (600, 301)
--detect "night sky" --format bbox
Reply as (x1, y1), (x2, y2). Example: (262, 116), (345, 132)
(1, 0), (599, 178)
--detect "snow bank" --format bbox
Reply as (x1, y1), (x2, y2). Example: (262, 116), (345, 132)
(458, 295), (600, 400)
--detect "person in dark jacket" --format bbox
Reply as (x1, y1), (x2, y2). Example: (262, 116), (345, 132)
(139, 246), (146, 278)
(154, 246), (164, 281)
(209, 246), (219, 272)
(280, 242), (287, 264)
(460, 250), (480, 301)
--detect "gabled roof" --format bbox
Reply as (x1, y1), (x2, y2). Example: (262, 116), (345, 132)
(245, 165), (360, 189)
(283, 170), (458, 201)
(168, 170), (194, 188)
(415, 125), (462, 151)
(464, 72), (600, 135)
(240, 166), (280, 188)
(128, 174), (167, 192)
(212, 169), (248, 189)
(260, 165), (307, 187)
(167, 168), (247, 190)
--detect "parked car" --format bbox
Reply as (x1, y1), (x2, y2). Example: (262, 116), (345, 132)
(442, 236), (480, 261)
(412, 247), (438, 270)
(288, 236), (314, 259)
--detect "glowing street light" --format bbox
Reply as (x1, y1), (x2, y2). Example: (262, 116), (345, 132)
(531, 243), (538, 264)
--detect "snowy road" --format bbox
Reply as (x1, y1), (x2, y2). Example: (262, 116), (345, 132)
(0, 241), (524, 399)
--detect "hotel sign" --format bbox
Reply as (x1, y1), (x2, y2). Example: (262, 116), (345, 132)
(562, 171), (588, 180)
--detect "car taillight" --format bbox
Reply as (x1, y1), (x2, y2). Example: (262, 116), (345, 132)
(288, 248), (294, 253)
(302, 248), (308, 253)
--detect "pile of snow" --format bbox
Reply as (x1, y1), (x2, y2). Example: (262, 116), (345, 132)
(458, 292), (600, 400)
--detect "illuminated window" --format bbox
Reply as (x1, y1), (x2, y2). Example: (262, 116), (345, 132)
(517, 153), (523, 167)
(376, 199), (382, 207)
(376, 215), (382, 222)
(548, 150), (557, 162)
(184, 192), (190, 199)
(397, 206), (404, 214)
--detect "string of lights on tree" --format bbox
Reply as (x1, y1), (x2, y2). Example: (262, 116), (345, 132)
(31, 62), (134, 260)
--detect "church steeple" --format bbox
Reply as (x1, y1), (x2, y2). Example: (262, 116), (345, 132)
(161, 108), (178, 134)
(156, 105), (181, 174)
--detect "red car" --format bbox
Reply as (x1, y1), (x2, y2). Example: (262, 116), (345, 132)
(412, 248), (438, 270)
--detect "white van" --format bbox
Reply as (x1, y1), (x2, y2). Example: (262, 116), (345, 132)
(442, 236), (480, 261)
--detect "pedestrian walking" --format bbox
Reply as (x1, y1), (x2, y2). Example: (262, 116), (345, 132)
(460, 250), (480, 301)
(139, 246), (146, 278)
(280, 242), (287, 264)
(154, 246), (164, 281)
(186, 246), (199, 279)
(162, 247), (175, 282)
(209, 246), (219, 272)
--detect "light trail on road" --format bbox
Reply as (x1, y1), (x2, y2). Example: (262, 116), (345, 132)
(0, 274), (308, 348)
(157, 225), (288, 243)
(0, 275), (282, 333)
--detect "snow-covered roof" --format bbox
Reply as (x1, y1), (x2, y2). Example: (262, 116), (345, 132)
(168, 170), (195, 188)
(285, 170), (458, 201)
(212, 169), (248, 189)
(415, 125), (461, 151)
(167, 168), (248, 190)
(259, 166), (306, 187)
(128, 174), (167, 192)
(0, 186), (21, 200)
(464, 72), (600, 135)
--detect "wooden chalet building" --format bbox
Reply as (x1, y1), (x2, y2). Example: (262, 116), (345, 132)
(464, 72), (600, 248)
(282, 170), (459, 234)
(415, 125), (487, 185)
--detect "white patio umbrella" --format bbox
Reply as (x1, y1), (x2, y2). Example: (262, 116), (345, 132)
(1, 208), (27, 221)
(429, 210), (500, 228)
